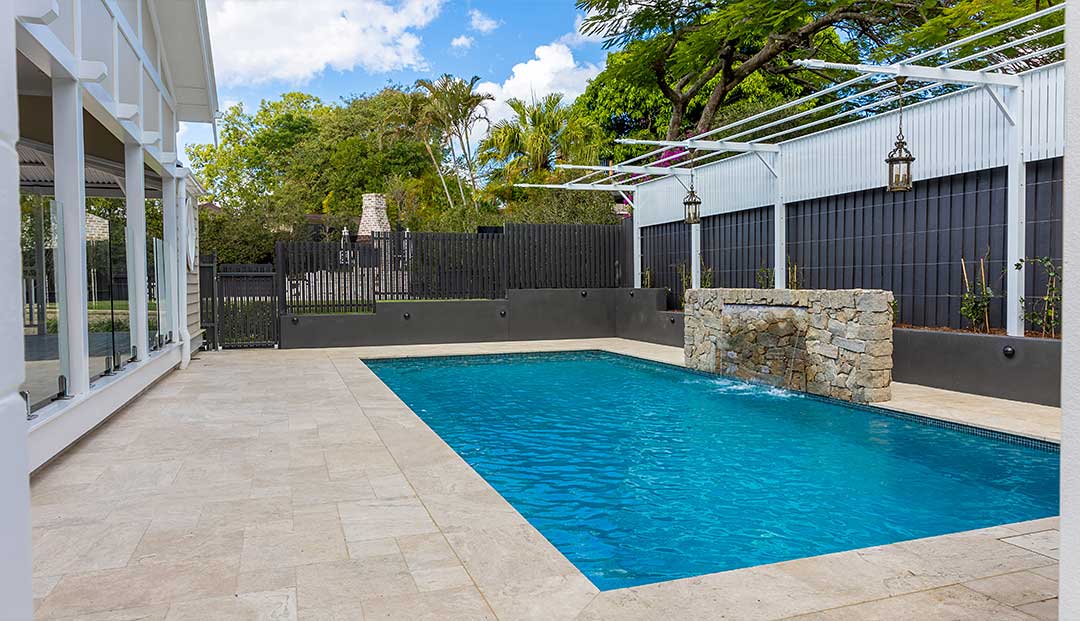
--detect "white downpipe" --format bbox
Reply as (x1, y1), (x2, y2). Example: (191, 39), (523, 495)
(633, 218), (642, 288)
(161, 173), (179, 345)
(177, 175), (191, 369)
(1, 0), (34, 613)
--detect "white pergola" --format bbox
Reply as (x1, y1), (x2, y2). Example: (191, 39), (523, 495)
(519, 4), (1064, 338)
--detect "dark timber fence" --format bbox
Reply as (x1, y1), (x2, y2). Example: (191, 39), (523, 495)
(640, 221), (691, 309)
(702, 206), (774, 289)
(277, 241), (377, 314)
(505, 222), (624, 289)
(640, 156), (1063, 327)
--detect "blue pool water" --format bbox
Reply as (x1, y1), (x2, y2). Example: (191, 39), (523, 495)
(366, 351), (1060, 590)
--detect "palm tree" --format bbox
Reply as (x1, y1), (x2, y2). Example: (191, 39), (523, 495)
(479, 93), (601, 183)
(382, 90), (456, 210)
(416, 75), (493, 211)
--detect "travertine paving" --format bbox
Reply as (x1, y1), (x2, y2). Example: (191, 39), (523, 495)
(30, 338), (1060, 619)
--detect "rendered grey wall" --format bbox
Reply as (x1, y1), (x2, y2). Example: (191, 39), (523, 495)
(280, 288), (685, 349)
(892, 328), (1061, 406)
(615, 288), (684, 347)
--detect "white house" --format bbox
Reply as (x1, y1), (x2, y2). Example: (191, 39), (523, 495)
(1, 0), (216, 614)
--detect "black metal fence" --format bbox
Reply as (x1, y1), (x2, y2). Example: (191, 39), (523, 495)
(372, 231), (506, 300)
(277, 241), (377, 314)
(199, 253), (218, 349)
(217, 263), (278, 348)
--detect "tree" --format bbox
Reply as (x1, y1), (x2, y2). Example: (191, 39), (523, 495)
(577, 0), (918, 139)
(416, 75), (494, 210)
(479, 93), (602, 184)
(383, 89), (458, 211)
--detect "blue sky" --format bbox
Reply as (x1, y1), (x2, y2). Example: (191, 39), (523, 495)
(179, 0), (610, 158)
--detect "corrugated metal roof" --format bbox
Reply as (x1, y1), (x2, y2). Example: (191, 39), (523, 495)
(17, 141), (164, 198)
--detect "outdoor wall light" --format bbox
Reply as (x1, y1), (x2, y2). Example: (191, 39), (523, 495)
(403, 312), (411, 320)
(1003, 345), (1016, 358)
(886, 76), (915, 192)
(670, 316), (676, 324)
(629, 290), (635, 297)
(499, 310), (506, 317)
(291, 316), (299, 325)
(581, 290), (588, 297)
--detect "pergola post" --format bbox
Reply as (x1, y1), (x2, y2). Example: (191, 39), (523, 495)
(124, 142), (148, 360)
(691, 223), (701, 289)
(1005, 84), (1026, 337)
(633, 218), (642, 288)
(770, 151), (786, 289)
(176, 174), (192, 368)
(51, 76), (89, 396)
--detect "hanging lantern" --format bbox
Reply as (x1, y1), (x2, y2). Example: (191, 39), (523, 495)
(683, 152), (701, 224)
(683, 186), (701, 224)
(886, 76), (915, 192)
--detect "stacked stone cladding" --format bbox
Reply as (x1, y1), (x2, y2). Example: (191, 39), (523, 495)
(684, 288), (894, 403)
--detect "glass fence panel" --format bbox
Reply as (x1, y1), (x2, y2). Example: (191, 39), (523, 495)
(86, 205), (130, 381)
(20, 197), (67, 413)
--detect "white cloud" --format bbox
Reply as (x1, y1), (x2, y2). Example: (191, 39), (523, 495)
(469, 9), (499, 34)
(451, 35), (474, 49)
(207, 0), (445, 86)
(477, 42), (603, 123)
(558, 14), (605, 47)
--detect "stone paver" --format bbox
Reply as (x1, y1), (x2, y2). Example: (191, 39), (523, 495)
(31, 338), (1060, 620)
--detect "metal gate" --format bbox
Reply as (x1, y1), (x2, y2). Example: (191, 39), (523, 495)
(216, 263), (278, 348)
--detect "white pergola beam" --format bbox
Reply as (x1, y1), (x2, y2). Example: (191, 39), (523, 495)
(15, 0), (59, 24)
(794, 59), (1023, 88)
(557, 163), (693, 177)
(515, 182), (638, 192)
(617, 138), (780, 153)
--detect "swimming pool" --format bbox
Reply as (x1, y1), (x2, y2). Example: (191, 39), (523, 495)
(365, 350), (1060, 591)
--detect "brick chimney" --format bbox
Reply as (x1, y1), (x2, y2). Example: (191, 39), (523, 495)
(357, 193), (390, 240)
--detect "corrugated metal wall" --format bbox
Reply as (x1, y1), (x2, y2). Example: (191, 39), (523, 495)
(634, 64), (1064, 228)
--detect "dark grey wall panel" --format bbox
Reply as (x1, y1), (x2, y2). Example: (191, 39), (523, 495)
(893, 328), (1060, 406)
(1024, 157), (1064, 332)
(280, 300), (508, 348)
(640, 221), (691, 309)
(506, 289), (618, 341)
(615, 288), (684, 347)
(280, 288), (686, 349)
(701, 206), (774, 288)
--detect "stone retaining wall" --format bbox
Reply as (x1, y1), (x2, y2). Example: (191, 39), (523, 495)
(684, 288), (894, 403)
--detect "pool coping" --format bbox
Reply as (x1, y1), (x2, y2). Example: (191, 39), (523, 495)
(337, 339), (1060, 618)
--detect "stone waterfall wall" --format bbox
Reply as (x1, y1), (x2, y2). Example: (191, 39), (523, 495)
(684, 289), (894, 403)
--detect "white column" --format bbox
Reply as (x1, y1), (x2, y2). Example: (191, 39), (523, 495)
(176, 174), (192, 368)
(124, 143), (148, 360)
(633, 218), (642, 288)
(51, 77), (89, 395)
(772, 152), (786, 289)
(161, 171), (178, 343)
(1004, 84), (1026, 336)
(1059, 7), (1080, 617)
(690, 223), (701, 289)
(0, 0), (34, 614)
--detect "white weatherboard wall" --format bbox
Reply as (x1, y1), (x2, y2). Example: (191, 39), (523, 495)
(634, 64), (1064, 227)
(1, 1), (33, 617)
(1059, 9), (1078, 619)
